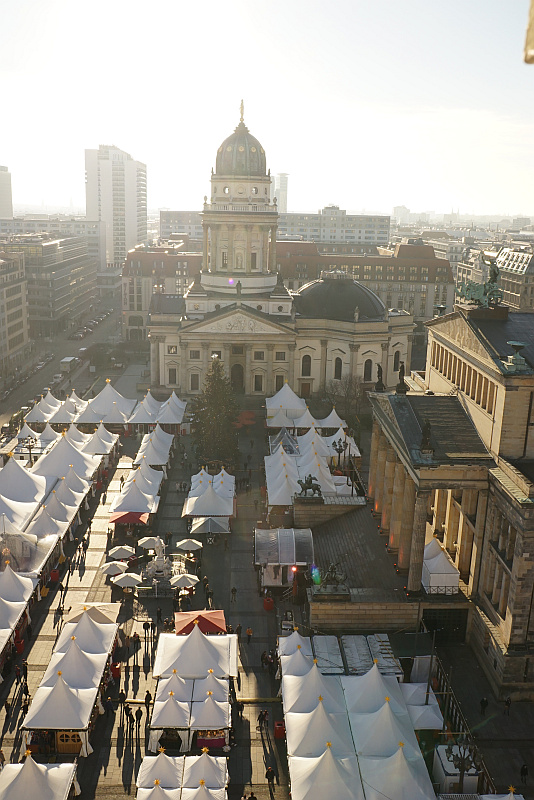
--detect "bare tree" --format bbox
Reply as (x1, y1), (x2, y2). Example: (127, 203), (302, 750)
(321, 375), (364, 433)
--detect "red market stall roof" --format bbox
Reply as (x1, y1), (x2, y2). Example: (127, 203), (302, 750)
(109, 511), (150, 525)
(174, 610), (226, 635)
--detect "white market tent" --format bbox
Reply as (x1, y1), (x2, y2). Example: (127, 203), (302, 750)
(189, 696), (230, 730)
(266, 383), (306, 420)
(0, 755), (79, 800)
(191, 672), (228, 702)
(86, 380), (137, 419)
(181, 789), (225, 800)
(292, 408), (319, 429)
(136, 751), (184, 789)
(288, 748), (364, 800)
(156, 672), (194, 702)
(266, 409), (295, 428)
(151, 694), (191, 729)
(278, 630), (313, 657)
(282, 664), (345, 714)
(341, 664), (407, 715)
(65, 424), (92, 447)
(135, 437), (171, 468)
(41, 641), (107, 689)
(82, 423), (119, 456)
(182, 485), (234, 518)
(32, 437), (101, 481)
(54, 613), (117, 655)
(317, 408), (347, 429)
(350, 702), (420, 759)
(285, 703), (354, 758)
(0, 457), (51, 504)
(137, 787), (182, 800)
(153, 627), (238, 678)
(421, 550), (460, 594)
(400, 682), (444, 730)
(280, 646), (315, 677)
(190, 517), (230, 535)
(108, 480), (159, 516)
(182, 753), (227, 789)
(358, 745), (435, 800)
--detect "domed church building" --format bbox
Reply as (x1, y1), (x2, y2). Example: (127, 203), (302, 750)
(148, 105), (414, 397)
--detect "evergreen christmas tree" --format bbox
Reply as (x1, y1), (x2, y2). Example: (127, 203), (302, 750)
(191, 356), (240, 470)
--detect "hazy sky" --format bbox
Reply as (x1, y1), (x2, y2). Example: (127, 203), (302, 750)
(2, 0), (533, 216)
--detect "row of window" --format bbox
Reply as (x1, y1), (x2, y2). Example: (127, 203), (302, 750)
(167, 369), (284, 393)
(166, 346), (287, 361)
(431, 341), (497, 414)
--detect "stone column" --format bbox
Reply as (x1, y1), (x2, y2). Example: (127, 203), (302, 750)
(266, 344), (274, 396)
(201, 342), (210, 384)
(407, 490), (431, 592)
(244, 224), (252, 272)
(373, 434), (388, 514)
(491, 562), (502, 605)
(380, 445), (397, 532)
(407, 334), (414, 371)
(381, 342), (389, 386)
(269, 226), (277, 272)
(398, 475), (416, 570)
(368, 420), (381, 499)
(349, 343), (359, 379)
(498, 572), (510, 618)
(244, 345), (252, 395)
(468, 489), (488, 597)
(262, 227), (269, 272)
(389, 461), (406, 550)
(288, 343), (296, 388)
(150, 335), (163, 385)
(319, 339), (328, 389)
(179, 341), (188, 392)
(223, 344), (231, 377)
(457, 489), (478, 578)
(444, 491), (460, 553)
(433, 488), (447, 539)
(202, 224), (209, 271)
(227, 224), (234, 269)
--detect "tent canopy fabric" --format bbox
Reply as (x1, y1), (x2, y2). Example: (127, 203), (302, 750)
(153, 627), (237, 678)
(278, 630), (313, 657)
(292, 408), (318, 429)
(191, 673), (229, 703)
(317, 408), (347, 429)
(182, 753), (227, 789)
(287, 749), (363, 800)
(285, 704), (354, 758)
(136, 752), (183, 789)
(41, 642), (107, 689)
(182, 485), (234, 518)
(190, 517), (230, 535)
(0, 756), (77, 800)
(0, 457), (49, 504)
(341, 664), (407, 715)
(55, 614), (117, 655)
(266, 383), (306, 419)
(266, 409), (295, 428)
(174, 611), (226, 635)
(282, 666), (345, 714)
(151, 695), (191, 729)
(189, 696), (230, 730)
(350, 702), (420, 759)
(280, 647), (315, 677)
(32, 437), (101, 480)
(22, 676), (98, 731)
(358, 745), (435, 800)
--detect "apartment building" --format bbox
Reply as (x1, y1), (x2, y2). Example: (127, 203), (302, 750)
(0, 251), (30, 376)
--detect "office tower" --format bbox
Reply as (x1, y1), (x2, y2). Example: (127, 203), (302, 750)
(0, 166), (13, 218)
(85, 145), (147, 268)
(275, 173), (288, 212)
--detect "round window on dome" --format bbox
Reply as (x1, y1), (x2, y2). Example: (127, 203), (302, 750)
(238, 145), (244, 152)
(257, 305), (263, 311)
(251, 187), (258, 195)
(226, 146), (232, 152)
(223, 187), (230, 194)
(237, 185), (245, 195)
(251, 146), (257, 152)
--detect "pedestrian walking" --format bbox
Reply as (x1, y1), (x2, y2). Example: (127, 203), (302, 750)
(105, 697), (114, 717)
(120, 475), (125, 491)
(265, 766), (275, 788)
(87, 520), (92, 534)
(22, 680), (29, 698)
(102, 491), (107, 505)
(22, 660), (28, 680)
(224, 537), (229, 551)
(15, 665), (21, 685)
(521, 763), (529, 784)
(22, 698), (29, 717)
(246, 626), (253, 644)
(144, 689), (152, 716)
(254, 498), (259, 512)
(261, 651), (268, 669)
(203, 576), (209, 589)
(480, 697), (488, 716)
(0, 749), (5, 770)
(231, 587), (237, 603)
(3, 699), (10, 718)
(237, 699), (244, 721)
(118, 688), (126, 712)
(257, 709), (264, 730)
(157, 607), (163, 626)
(236, 623), (242, 642)
(124, 635), (130, 654)
(135, 706), (143, 731)
(143, 620), (150, 641)
(504, 696), (512, 715)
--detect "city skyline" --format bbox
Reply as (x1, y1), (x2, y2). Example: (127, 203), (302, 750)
(1, 0), (533, 216)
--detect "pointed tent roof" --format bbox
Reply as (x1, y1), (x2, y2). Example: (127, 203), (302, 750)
(135, 438), (170, 467)
(137, 457), (165, 486)
(23, 675), (98, 730)
(123, 469), (161, 497)
(63, 603), (121, 624)
(358, 745), (435, 800)
(68, 390), (88, 409)
(191, 468), (211, 484)
(190, 517), (230, 535)
(64, 465), (90, 495)
(424, 550), (459, 574)
(189, 695), (230, 730)
(100, 401), (129, 424)
(182, 484), (234, 518)
(0, 457), (48, 503)
(282, 665), (345, 714)
(16, 422), (39, 441)
(286, 703), (354, 757)
(40, 422), (61, 443)
(279, 630), (313, 657)
(32, 436), (100, 480)
(341, 664), (407, 715)
(143, 390), (164, 413)
(280, 647), (315, 677)
(267, 409), (295, 428)
(407, 702), (444, 729)
(266, 383), (306, 415)
(41, 640), (107, 689)
(42, 492), (77, 523)
(287, 748), (363, 800)
(74, 404), (103, 424)
(151, 693), (191, 729)
(317, 407), (347, 429)
(25, 398), (53, 423)
(0, 755), (77, 800)
(136, 751), (184, 789)
(0, 596), (30, 630)
(293, 407), (318, 429)
(47, 399), (79, 425)
(180, 788), (226, 800)
(153, 626), (232, 678)
(152, 424), (175, 445)
(182, 753), (227, 789)
(156, 672), (194, 702)
(0, 563), (36, 602)
(0, 494), (37, 529)
(82, 426), (118, 455)
(424, 537), (445, 560)
(350, 701), (419, 758)
(298, 436), (330, 458)
(0, 514), (38, 545)
(55, 613), (117, 655)
(128, 401), (157, 425)
(137, 787), (182, 800)
(42, 390), (61, 410)
(89, 380), (137, 417)
(64, 424), (91, 446)
(156, 401), (185, 425)
(400, 682), (440, 707)
(25, 507), (67, 539)
(54, 476), (85, 508)
(109, 480), (158, 515)
(192, 673), (229, 703)
(169, 391), (187, 409)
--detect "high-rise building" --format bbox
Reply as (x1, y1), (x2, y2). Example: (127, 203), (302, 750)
(0, 167), (13, 219)
(85, 145), (147, 283)
(0, 233), (97, 337)
(0, 251), (30, 376)
(274, 173), (288, 213)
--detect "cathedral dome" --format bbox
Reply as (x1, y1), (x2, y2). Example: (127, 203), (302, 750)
(293, 271), (386, 322)
(215, 116), (267, 177)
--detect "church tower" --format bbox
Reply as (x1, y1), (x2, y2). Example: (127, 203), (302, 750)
(200, 102), (279, 296)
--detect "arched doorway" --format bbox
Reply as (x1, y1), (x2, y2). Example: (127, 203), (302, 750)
(231, 362), (244, 393)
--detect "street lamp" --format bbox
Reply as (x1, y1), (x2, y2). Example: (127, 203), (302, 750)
(22, 436), (38, 466)
(445, 735), (483, 793)
(332, 438), (347, 469)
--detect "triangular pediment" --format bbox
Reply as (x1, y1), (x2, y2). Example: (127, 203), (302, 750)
(181, 306), (293, 336)
(427, 312), (501, 372)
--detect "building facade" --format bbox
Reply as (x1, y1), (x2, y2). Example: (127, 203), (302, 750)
(148, 112), (414, 397)
(0, 234), (97, 337)
(85, 145), (147, 284)
(277, 205), (390, 247)
(368, 302), (534, 696)
(0, 251), (30, 376)
(160, 211), (203, 241)
(0, 167), (13, 219)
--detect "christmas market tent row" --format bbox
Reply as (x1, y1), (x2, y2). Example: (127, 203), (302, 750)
(22, 606), (120, 757)
(127, 391), (187, 426)
(0, 754), (80, 800)
(153, 626), (238, 679)
(133, 424), (176, 468)
(136, 750), (228, 796)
